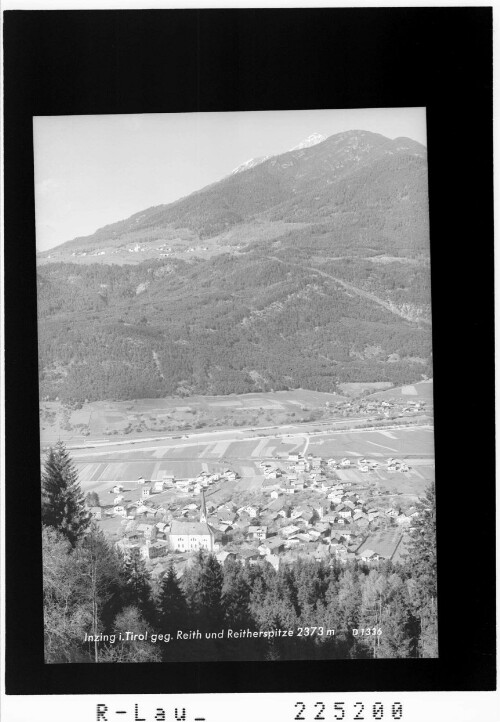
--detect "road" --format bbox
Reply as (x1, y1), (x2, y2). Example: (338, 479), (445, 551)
(61, 415), (402, 453)
(65, 423), (434, 465)
(267, 255), (432, 326)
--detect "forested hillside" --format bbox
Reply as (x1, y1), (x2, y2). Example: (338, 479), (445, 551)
(37, 130), (432, 402)
(37, 254), (432, 401)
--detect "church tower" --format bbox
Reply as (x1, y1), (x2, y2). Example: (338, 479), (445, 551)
(200, 489), (207, 524)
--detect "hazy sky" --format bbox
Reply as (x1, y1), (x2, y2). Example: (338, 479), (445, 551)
(34, 107), (426, 251)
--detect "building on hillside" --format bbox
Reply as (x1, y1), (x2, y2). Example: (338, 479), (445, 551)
(141, 540), (169, 560)
(137, 523), (157, 540)
(90, 506), (102, 520)
(168, 490), (214, 553)
(247, 525), (267, 541)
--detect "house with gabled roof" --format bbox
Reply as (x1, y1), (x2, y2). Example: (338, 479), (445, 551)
(247, 525), (267, 541)
(136, 523), (157, 539)
(265, 554), (280, 571)
(262, 478), (281, 492)
(216, 551), (236, 566)
(354, 517), (369, 529)
(259, 537), (285, 555)
(314, 522), (331, 537)
(141, 540), (169, 560)
(280, 524), (300, 538)
(115, 537), (140, 553)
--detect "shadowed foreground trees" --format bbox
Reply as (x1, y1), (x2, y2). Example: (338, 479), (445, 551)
(42, 527), (438, 663)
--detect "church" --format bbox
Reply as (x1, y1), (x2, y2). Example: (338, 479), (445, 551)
(169, 490), (215, 553)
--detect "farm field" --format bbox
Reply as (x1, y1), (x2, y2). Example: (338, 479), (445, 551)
(69, 423), (434, 504)
(39, 389), (350, 445)
(307, 426), (434, 459)
(369, 379), (434, 402)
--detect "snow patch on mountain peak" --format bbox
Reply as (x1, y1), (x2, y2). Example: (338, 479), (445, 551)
(231, 155), (272, 175)
(289, 133), (326, 151)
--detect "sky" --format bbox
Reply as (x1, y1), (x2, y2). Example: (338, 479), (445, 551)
(33, 107), (427, 251)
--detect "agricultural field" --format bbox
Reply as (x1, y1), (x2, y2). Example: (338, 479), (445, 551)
(39, 388), (350, 446)
(368, 379), (434, 402)
(338, 381), (394, 396)
(307, 426), (434, 459)
(69, 422), (434, 505)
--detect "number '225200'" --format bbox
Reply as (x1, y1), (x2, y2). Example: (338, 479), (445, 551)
(294, 701), (403, 720)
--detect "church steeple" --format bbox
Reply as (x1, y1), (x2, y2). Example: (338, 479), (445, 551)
(200, 489), (207, 524)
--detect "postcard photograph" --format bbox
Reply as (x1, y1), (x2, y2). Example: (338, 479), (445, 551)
(35, 108), (437, 664)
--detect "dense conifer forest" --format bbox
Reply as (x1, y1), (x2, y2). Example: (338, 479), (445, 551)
(37, 253), (432, 402)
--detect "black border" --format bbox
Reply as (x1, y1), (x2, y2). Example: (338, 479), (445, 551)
(4, 8), (495, 695)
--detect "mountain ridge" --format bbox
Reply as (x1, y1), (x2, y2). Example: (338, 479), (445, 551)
(38, 129), (427, 261)
(36, 128), (432, 402)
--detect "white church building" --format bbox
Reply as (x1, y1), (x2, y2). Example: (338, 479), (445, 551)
(169, 490), (214, 553)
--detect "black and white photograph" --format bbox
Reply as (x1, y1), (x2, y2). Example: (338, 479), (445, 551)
(35, 108), (437, 664)
(4, 7), (495, 713)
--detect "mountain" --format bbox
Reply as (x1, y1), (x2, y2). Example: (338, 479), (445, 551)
(289, 132), (326, 151)
(231, 155), (272, 175)
(38, 129), (428, 263)
(230, 133), (326, 176)
(36, 129), (432, 402)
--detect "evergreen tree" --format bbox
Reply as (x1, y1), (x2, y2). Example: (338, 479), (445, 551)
(376, 578), (419, 659)
(41, 441), (91, 546)
(122, 547), (155, 623)
(158, 564), (189, 631)
(407, 484), (438, 657)
(221, 558), (253, 629)
(198, 554), (224, 630)
(407, 485), (437, 602)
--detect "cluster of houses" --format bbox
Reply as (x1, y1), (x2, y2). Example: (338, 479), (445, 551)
(386, 458), (410, 473)
(99, 450), (420, 582)
(95, 468), (239, 520)
(332, 397), (428, 419)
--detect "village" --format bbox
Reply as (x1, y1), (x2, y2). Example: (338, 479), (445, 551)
(86, 448), (424, 583)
